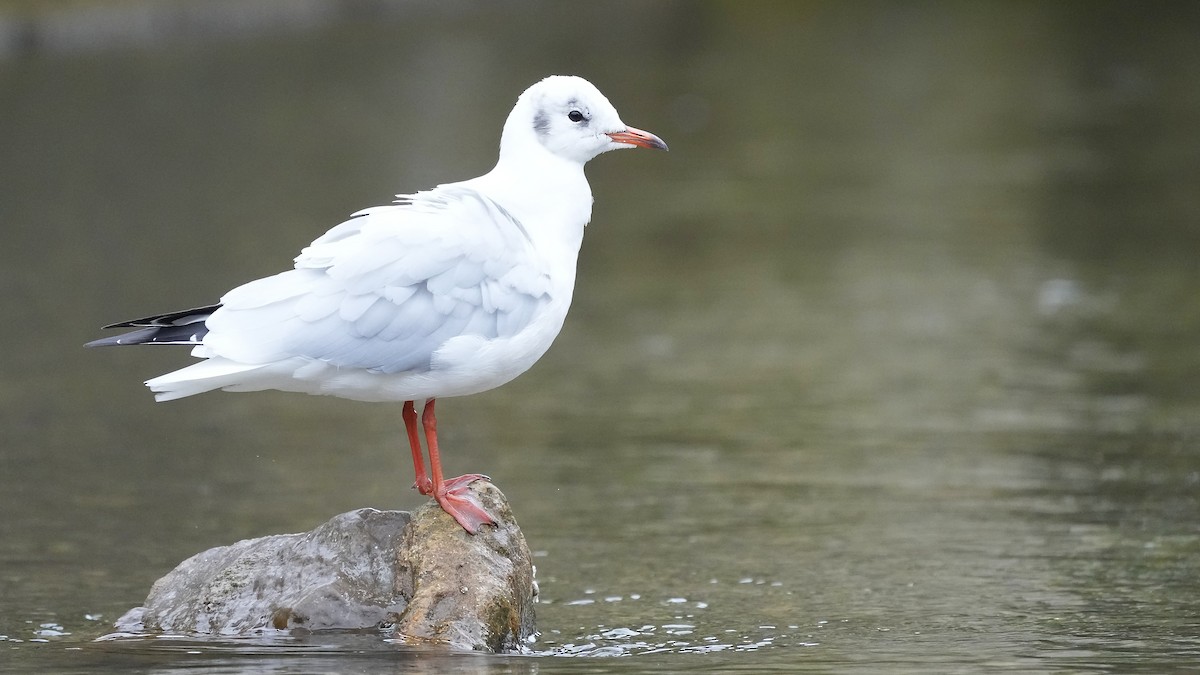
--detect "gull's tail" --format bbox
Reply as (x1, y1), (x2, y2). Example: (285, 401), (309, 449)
(87, 303), (271, 401)
(145, 358), (272, 402)
(84, 304), (221, 347)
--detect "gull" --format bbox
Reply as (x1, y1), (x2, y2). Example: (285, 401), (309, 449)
(87, 75), (667, 534)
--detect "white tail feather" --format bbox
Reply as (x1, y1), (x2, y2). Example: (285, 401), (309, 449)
(146, 359), (270, 402)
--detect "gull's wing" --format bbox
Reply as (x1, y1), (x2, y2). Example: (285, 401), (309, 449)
(85, 304), (219, 347)
(199, 186), (552, 374)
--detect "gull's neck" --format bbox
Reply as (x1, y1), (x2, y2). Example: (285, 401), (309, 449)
(472, 132), (593, 255)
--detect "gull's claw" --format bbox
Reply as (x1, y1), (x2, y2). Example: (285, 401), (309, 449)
(434, 475), (496, 534)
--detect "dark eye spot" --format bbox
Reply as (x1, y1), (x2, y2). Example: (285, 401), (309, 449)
(568, 110), (584, 123)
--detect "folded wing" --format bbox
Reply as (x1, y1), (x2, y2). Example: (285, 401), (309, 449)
(200, 186), (552, 374)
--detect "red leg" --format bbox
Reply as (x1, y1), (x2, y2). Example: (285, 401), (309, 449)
(403, 400), (433, 495)
(421, 399), (495, 534)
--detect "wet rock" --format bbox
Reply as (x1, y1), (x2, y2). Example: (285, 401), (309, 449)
(112, 480), (536, 652)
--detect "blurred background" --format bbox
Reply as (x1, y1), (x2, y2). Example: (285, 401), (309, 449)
(2, 1), (1199, 672)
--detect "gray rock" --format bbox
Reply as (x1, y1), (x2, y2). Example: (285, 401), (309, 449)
(112, 480), (537, 652)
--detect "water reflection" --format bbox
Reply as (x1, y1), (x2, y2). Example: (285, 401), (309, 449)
(2, 1), (1200, 673)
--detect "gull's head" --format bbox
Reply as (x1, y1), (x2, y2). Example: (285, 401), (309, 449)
(500, 75), (668, 166)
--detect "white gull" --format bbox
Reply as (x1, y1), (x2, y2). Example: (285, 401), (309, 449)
(88, 75), (668, 533)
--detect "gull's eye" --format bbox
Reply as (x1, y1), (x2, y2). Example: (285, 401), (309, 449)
(567, 110), (585, 123)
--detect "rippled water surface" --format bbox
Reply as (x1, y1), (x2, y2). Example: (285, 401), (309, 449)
(3, 1), (1200, 672)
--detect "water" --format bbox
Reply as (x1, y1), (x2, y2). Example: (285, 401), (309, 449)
(3, 1), (1200, 672)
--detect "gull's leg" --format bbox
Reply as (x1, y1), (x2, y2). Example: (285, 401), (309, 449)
(403, 400), (433, 495)
(421, 398), (495, 534)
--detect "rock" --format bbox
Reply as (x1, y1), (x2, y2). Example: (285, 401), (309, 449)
(111, 480), (537, 653)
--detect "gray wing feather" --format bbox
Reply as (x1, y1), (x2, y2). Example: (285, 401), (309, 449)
(202, 186), (549, 374)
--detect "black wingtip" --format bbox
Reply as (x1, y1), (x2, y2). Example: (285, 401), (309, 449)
(87, 304), (221, 347)
(99, 303), (222, 329)
(85, 327), (158, 347)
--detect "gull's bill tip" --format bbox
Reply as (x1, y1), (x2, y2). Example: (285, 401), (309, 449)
(607, 126), (669, 151)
